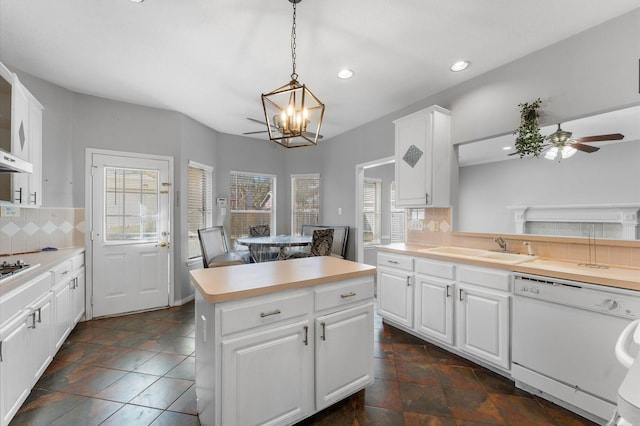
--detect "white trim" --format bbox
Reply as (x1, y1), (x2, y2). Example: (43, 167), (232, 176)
(85, 148), (175, 320)
(173, 293), (195, 306)
(355, 156), (394, 263)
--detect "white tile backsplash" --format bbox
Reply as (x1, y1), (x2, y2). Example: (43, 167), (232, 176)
(0, 207), (84, 254)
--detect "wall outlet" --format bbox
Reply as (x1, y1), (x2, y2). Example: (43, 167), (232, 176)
(408, 219), (423, 231)
(1, 206), (20, 217)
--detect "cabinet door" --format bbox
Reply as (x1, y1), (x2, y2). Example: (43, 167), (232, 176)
(29, 293), (54, 386)
(71, 268), (85, 326)
(415, 276), (454, 345)
(0, 313), (31, 426)
(377, 269), (413, 327)
(25, 99), (42, 206)
(221, 320), (312, 426)
(394, 110), (432, 207)
(53, 279), (72, 350)
(456, 284), (510, 370)
(315, 303), (374, 410)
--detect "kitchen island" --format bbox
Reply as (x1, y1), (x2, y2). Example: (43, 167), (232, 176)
(190, 256), (376, 426)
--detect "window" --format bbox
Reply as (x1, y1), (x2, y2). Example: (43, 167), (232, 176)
(104, 167), (159, 241)
(229, 171), (276, 247)
(390, 181), (406, 243)
(187, 161), (213, 259)
(291, 174), (320, 235)
(362, 178), (381, 245)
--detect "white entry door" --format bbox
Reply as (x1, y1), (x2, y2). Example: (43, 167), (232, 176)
(90, 151), (172, 318)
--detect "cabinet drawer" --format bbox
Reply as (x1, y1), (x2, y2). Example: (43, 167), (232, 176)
(314, 278), (374, 312)
(0, 272), (51, 325)
(458, 265), (511, 292)
(71, 253), (85, 271)
(415, 258), (455, 280)
(377, 253), (413, 271)
(51, 260), (72, 283)
(220, 290), (312, 336)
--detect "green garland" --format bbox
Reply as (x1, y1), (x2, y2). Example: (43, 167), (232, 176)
(514, 98), (544, 158)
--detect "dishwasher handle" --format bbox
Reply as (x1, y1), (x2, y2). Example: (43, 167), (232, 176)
(615, 319), (640, 369)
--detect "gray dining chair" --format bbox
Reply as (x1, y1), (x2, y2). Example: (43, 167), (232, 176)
(198, 226), (247, 268)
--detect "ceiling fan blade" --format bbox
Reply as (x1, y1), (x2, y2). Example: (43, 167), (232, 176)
(571, 142), (600, 153)
(242, 130), (269, 135)
(574, 133), (624, 143)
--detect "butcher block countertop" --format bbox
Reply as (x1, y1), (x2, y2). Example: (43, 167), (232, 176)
(190, 256), (376, 304)
(377, 243), (640, 292)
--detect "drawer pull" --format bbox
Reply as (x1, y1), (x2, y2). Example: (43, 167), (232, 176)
(260, 309), (282, 318)
(387, 260), (399, 264)
(320, 322), (326, 341)
(28, 312), (37, 329)
(61, 270), (69, 276)
(340, 292), (356, 299)
(303, 325), (309, 346)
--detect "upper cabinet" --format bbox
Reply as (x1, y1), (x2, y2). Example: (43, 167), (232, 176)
(394, 105), (453, 208)
(0, 61), (44, 207)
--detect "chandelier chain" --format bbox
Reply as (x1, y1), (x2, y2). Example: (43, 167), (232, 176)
(290, 1), (298, 81)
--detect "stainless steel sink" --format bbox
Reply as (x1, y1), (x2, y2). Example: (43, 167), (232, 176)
(418, 246), (537, 264)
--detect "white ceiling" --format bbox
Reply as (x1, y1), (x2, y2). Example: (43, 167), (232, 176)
(1, 0), (640, 141)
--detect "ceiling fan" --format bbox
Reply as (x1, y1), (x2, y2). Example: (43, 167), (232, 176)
(242, 117), (324, 140)
(510, 124), (624, 160)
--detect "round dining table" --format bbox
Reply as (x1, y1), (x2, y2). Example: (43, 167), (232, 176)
(236, 235), (312, 262)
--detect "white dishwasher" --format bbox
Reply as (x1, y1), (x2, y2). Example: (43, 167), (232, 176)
(512, 273), (640, 424)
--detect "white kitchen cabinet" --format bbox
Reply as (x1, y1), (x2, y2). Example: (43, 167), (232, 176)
(377, 252), (414, 328)
(221, 319), (313, 426)
(52, 261), (73, 351)
(70, 266), (85, 325)
(0, 63), (43, 207)
(455, 265), (511, 370)
(195, 275), (375, 426)
(414, 258), (456, 345)
(27, 291), (54, 385)
(315, 302), (374, 410)
(393, 105), (452, 207)
(0, 311), (30, 426)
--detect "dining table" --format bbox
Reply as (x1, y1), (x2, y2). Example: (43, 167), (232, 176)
(236, 234), (312, 262)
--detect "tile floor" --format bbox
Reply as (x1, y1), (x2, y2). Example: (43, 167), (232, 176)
(10, 301), (597, 425)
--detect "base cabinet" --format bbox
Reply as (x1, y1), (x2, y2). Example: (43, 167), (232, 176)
(221, 320), (313, 426)
(377, 253), (414, 328)
(0, 312), (30, 426)
(415, 276), (454, 345)
(196, 276), (375, 426)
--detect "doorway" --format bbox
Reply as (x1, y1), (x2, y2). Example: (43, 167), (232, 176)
(86, 149), (174, 319)
(355, 156), (395, 264)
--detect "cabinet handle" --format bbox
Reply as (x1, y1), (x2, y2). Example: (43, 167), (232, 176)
(320, 322), (326, 341)
(62, 270), (69, 276)
(37, 307), (42, 323)
(407, 276), (411, 287)
(387, 260), (399, 265)
(340, 292), (356, 298)
(260, 309), (281, 318)
(446, 285), (451, 298)
(15, 187), (23, 204)
(425, 192), (430, 205)
(459, 289), (464, 301)
(303, 325), (308, 346)
(0, 341), (3, 362)
(31, 192), (37, 205)
(28, 312), (37, 329)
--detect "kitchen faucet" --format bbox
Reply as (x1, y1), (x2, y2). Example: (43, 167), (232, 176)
(493, 237), (507, 252)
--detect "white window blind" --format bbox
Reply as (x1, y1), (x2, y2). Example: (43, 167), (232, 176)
(229, 171), (276, 247)
(363, 178), (381, 245)
(390, 181), (406, 243)
(291, 174), (320, 235)
(187, 162), (213, 259)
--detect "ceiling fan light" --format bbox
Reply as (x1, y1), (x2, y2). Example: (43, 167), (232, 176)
(561, 146), (577, 159)
(544, 147), (559, 160)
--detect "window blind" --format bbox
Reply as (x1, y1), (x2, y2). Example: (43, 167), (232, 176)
(229, 171), (275, 247)
(363, 178), (381, 245)
(291, 174), (320, 235)
(187, 162), (213, 259)
(390, 181), (406, 243)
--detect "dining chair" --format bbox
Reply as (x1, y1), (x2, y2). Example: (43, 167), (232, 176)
(300, 225), (349, 258)
(289, 228), (334, 258)
(248, 224), (278, 262)
(198, 226), (246, 268)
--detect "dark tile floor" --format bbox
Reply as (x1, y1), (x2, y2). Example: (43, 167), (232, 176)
(10, 301), (597, 425)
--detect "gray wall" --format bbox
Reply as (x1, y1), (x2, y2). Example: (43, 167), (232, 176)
(6, 8), (639, 303)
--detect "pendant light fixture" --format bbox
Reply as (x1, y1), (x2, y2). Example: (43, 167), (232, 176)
(261, 0), (325, 148)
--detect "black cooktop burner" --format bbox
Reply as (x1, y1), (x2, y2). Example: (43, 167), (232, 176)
(0, 260), (32, 280)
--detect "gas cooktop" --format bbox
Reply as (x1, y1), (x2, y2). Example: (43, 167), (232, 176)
(0, 260), (34, 281)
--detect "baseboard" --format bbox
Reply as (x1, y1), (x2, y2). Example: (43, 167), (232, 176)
(174, 293), (195, 306)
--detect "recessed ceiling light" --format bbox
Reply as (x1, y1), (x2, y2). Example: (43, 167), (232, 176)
(337, 68), (354, 79)
(502, 146), (512, 151)
(130, 0), (144, 3)
(450, 60), (470, 72)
